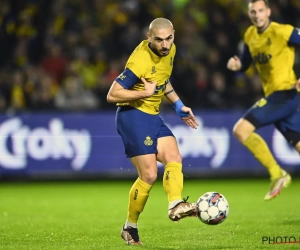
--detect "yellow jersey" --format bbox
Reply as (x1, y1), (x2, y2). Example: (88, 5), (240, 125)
(244, 22), (297, 96)
(115, 40), (175, 114)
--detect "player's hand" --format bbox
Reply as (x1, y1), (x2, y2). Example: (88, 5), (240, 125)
(141, 78), (157, 97)
(181, 106), (199, 129)
(227, 56), (242, 71)
(294, 78), (300, 90)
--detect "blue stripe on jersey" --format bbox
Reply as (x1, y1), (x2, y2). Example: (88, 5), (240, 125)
(240, 43), (253, 72)
(288, 28), (300, 46)
(115, 68), (139, 89)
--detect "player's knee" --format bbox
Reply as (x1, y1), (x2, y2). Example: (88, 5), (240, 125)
(158, 151), (182, 165)
(232, 125), (247, 143)
(167, 152), (182, 164)
(140, 171), (157, 185)
(233, 119), (255, 143)
(173, 152), (182, 163)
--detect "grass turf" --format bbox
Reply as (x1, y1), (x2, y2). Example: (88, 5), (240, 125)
(0, 178), (300, 250)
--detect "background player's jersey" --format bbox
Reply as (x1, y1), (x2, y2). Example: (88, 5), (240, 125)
(115, 40), (175, 114)
(244, 22), (297, 96)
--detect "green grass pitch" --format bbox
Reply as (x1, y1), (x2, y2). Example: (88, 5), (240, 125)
(1, 178), (300, 250)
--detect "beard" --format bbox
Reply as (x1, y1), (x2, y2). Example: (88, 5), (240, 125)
(149, 43), (171, 57)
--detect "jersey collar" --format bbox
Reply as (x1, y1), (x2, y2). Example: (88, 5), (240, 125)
(148, 42), (163, 63)
(257, 20), (271, 34)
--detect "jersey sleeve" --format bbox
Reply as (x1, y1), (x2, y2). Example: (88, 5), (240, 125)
(240, 27), (253, 72)
(243, 26), (252, 45)
(276, 24), (294, 43)
(115, 68), (140, 89)
(288, 28), (300, 46)
(125, 49), (149, 79)
(240, 43), (252, 72)
(115, 50), (148, 89)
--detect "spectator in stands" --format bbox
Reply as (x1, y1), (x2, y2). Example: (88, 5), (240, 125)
(0, 0), (299, 113)
(55, 74), (99, 112)
(41, 43), (68, 84)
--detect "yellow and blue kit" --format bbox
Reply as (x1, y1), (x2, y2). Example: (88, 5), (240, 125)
(115, 40), (176, 157)
(240, 22), (300, 146)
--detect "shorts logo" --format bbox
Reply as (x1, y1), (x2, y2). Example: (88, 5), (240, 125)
(144, 136), (153, 146)
(256, 98), (267, 107)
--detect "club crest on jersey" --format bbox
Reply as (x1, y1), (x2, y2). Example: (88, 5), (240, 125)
(266, 37), (272, 45)
(144, 136), (153, 146)
(253, 53), (272, 64)
(151, 66), (156, 74)
(170, 57), (173, 66)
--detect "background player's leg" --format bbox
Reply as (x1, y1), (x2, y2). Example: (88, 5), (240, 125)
(233, 118), (282, 179)
(157, 136), (196, 221)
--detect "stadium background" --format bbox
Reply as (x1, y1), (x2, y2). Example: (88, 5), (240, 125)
(0, 0), (300, 180)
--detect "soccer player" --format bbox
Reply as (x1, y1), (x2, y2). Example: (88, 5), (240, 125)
(227, 0), (300, 201)
(107, 18), (199, 245)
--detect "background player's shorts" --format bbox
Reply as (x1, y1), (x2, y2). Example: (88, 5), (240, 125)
(116, 106), (174, 158)
(244, 89), (300, 146)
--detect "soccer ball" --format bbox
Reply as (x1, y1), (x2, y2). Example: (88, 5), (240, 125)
(196, 191), (229, 225)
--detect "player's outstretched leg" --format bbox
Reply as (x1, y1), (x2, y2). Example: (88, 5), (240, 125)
(121, 225), (143, 245)
(168, 197), (197, 222)
(264, 169), (292, 201)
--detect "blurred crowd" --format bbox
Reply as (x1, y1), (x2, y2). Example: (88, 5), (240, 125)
(0, 0), (300, 113)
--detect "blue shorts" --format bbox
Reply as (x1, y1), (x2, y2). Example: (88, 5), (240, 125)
(244, 89), (300, 146)
(116, 106), (174, 158)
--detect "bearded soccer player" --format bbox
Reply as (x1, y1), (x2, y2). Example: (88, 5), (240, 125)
(107, 18), (199, 245)
(227, 0), (300, 201)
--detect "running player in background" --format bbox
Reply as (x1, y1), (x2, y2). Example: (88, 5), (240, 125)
(107, 18), (199, 245)
(227, 0), (300, 201)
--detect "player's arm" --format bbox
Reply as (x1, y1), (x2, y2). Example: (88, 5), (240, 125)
(284, 27), (300, 90)
(294, 78), (300, 90)
(227, 43), (252, 72)
(288, 28), (300, 46)
(164, 82), (199, 129)
(107, 69), (157, 103)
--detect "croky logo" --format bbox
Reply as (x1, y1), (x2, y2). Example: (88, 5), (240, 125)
(134, 189), (138, 200)
(144, 136), (153, 146)
(0, 118), (91, 170)
(253, 53), (272, 64)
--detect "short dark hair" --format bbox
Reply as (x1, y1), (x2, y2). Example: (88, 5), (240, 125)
(249, 0), (269, 7)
